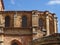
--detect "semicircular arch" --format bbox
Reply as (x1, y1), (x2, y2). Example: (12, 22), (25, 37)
(11, 39), (22, 45)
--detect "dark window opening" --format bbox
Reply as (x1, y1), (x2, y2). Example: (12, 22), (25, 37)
(39, 18), (44, 30)
(22, 16), (27, 27)
(39, 18), (43, 27)
(12, 42), (18, 45)
(5, 16), (10, 27)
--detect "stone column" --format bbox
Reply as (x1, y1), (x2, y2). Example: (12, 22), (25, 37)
(32, 14), (39, 27)
(0, 28), (4, 45)
(54, 15), (58, 33)
(0, 14), (4, 45)
(32, 11), (39, 40)
(0, 15), (4, 27)
(46, 15), (50, 36)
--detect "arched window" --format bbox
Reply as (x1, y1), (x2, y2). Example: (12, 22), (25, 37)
(11, 40), (22, 45)
(39, 18), (43, 27)
(22, 16), (27, 27)
(5, 16), (10, 27)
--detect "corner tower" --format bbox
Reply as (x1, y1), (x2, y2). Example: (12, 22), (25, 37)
(0, 0), (4, 11)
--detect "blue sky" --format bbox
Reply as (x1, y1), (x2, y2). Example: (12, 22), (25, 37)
(3, 0), (60, 32)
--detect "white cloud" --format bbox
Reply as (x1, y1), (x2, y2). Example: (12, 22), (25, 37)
(47, 0), (60, 5)
(11, 0), (15, 5)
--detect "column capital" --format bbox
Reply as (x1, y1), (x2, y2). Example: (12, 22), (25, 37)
(54, 15), (57, 19)
(44, 11), (49, 15)
(52, 13), (58, 19)
(46, 14), (49, 19)
(54, 17), (58, 19)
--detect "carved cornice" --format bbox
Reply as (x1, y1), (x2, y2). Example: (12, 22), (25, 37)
(0, 27), (32, 35)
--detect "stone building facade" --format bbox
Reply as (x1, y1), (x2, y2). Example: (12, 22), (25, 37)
(0, 0), (58, 45)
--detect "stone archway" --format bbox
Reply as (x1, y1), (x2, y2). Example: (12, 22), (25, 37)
(11, 40), (22, 45)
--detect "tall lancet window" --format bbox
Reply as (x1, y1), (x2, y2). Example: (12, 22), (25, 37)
(39, 18), (43, 29)
(5, 16), (10, 27)
(22, 16), (27, 27)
